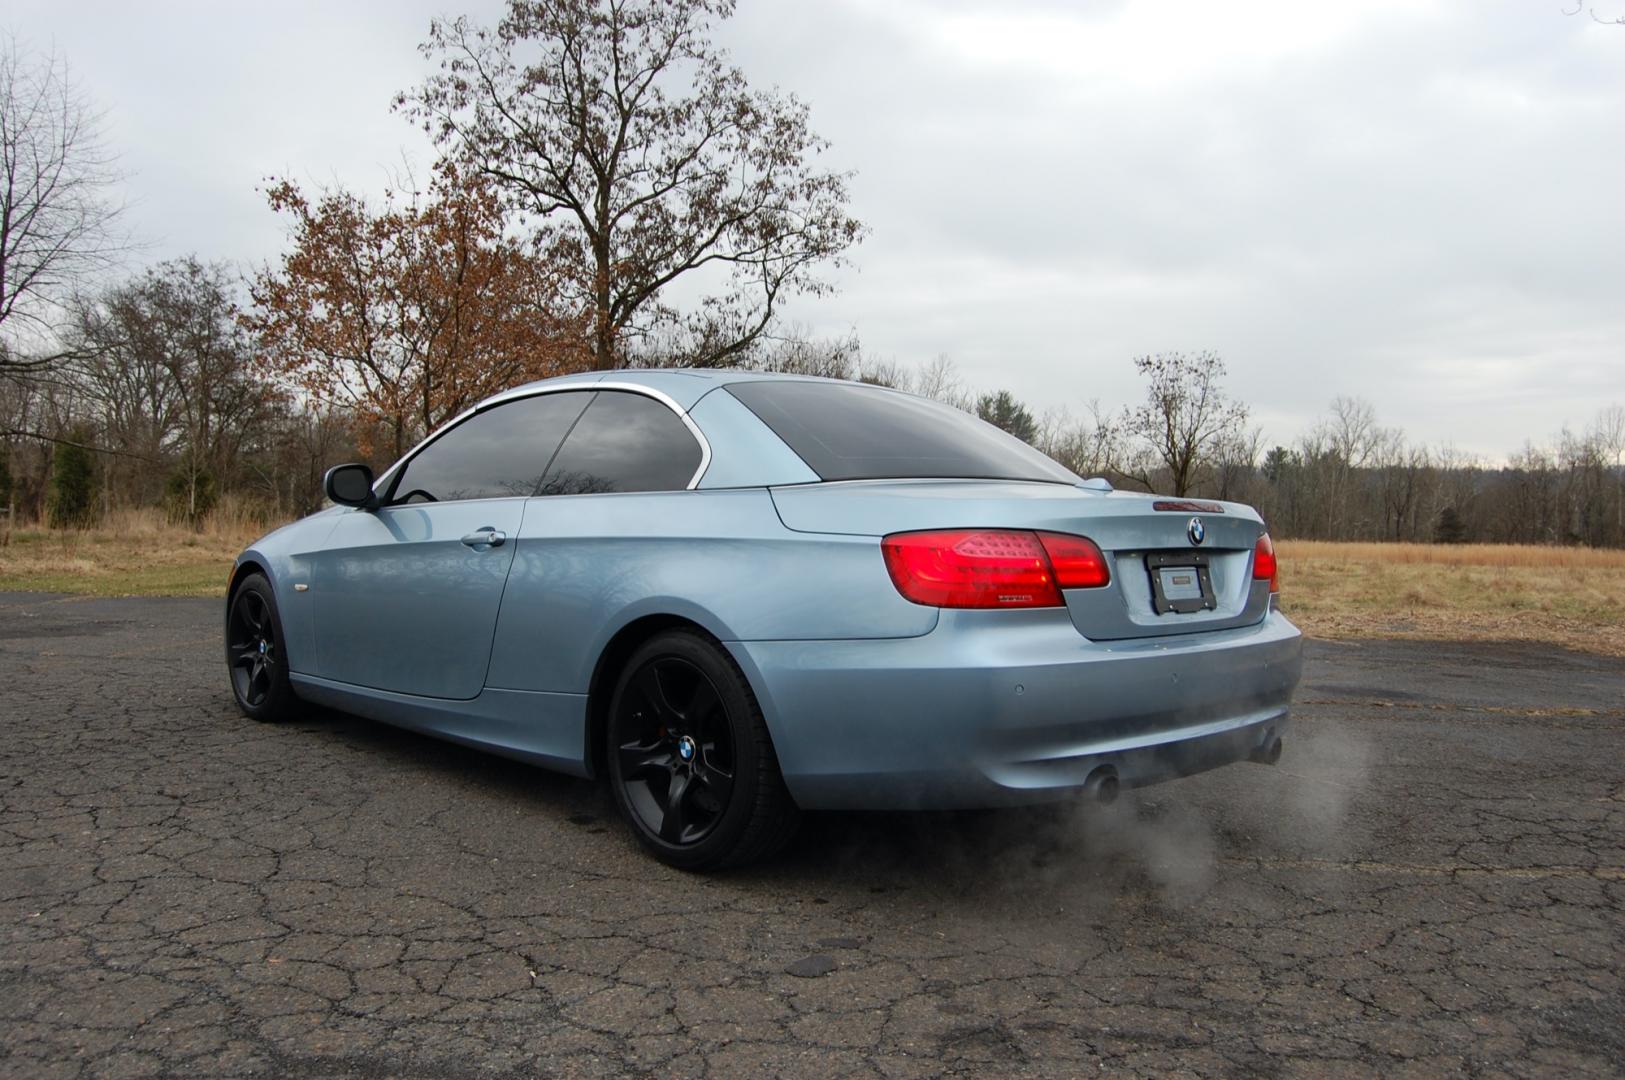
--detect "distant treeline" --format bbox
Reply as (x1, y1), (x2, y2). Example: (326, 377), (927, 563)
(743, 343), (1625, 550)
(2, 299), (1620, 550)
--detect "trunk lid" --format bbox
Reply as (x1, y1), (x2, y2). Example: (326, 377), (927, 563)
(769, 479), (1272, 640)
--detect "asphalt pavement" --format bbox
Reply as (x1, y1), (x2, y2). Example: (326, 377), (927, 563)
(1, 592), (1621, 1078)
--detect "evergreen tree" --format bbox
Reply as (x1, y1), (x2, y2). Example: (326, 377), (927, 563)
(47, 434), (97, 528)
(975, 390), (1039, 444)
(1433, 506), (1467, 544)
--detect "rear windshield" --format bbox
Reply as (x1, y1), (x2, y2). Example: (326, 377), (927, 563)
(725, 381), (1080, 484)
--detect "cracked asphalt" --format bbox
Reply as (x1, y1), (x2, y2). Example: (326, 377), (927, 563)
(2, 592), (1622, 1078)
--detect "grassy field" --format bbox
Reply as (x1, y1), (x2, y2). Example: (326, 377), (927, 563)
(0, 508), (267, 598)
(1277, 540), (1625, 657)
(3, 520), (1623, 655)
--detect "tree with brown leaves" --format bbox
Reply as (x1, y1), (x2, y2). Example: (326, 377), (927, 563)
(247, 161), (589, 461)
(401, 0), (865, 370)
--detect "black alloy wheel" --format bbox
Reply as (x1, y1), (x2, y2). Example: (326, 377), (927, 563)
(615, 656), (734, 845)
(225, 573), (297, 722)
(606, 631), (799, 870)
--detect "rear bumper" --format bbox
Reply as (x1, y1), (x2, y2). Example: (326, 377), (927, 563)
(728, 607), (1303, 810)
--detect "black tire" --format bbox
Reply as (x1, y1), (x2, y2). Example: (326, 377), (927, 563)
(225, 573), (299, 723)
(606, 630), (800, 870)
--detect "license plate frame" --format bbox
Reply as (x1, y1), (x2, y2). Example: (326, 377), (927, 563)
(1146, 551), (1217, 614)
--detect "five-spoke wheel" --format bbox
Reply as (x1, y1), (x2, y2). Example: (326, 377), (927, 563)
(607, 631), (799, 869)
(228, 588), (279, 707)
(614, 656), (737, 846)
(225, 572), (297, 722)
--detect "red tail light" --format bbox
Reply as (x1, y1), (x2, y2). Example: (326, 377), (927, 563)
(1039, 532), (1113, 589)
(881, 530), (1110, 608)
(1253, 532), (1279, 593)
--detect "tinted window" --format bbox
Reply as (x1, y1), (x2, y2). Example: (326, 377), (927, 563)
(539, 391), (702, 495)
(390, 391), (592, 503)
(726, 381), (1080, 483)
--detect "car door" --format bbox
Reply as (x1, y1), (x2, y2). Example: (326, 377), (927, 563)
(485, 388), (710, 695)
(309, 390), (593, 699)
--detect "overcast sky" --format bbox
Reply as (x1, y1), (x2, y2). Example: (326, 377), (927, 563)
(10, 0), (1624, 458)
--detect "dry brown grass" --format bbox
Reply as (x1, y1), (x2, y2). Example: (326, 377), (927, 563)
(0, 499), (276, 597)
(1280, 540), (1625, 570)
(1277, 540), (1625, 657)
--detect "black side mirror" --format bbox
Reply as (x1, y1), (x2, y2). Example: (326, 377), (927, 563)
(323, 463), (378, 509)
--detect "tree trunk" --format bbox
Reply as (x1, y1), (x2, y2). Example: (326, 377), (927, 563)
(592, 231), (615, 370)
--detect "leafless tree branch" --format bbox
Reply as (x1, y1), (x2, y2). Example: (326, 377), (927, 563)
(0, 33), (129, 373)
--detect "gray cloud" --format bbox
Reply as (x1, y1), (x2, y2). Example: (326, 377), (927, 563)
(11, 0), (1622, 457)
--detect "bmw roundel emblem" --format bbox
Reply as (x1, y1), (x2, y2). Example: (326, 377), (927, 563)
(1187, 517), (1206, 546)
(677, 735), (697, 762)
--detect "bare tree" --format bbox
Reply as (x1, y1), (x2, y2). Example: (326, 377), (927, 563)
(1212, 424), (1263, 503)
(1323, 395), (1382, 469)
(1036, 402), (1121, 482)
(1559, 427), (1610, 545)
(1595, 403), (1624, 539)
(71, 281), (187, 505)
(1374, 429), (1431, 541)
(1120, 351), (1249, 496)
(1430, 443), (1481, 542)
(712, 323), (862, 379)
(403, 0), (865, 369)
(71, 258), (276, 521)
(911, 355), (970, 409)
(0, 35), (126, 372)
(1316, 395), (1383, 537)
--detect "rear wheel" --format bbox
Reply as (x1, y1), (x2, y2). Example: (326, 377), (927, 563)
(606, 630), (799, 870)
(225, 573), (298, 723)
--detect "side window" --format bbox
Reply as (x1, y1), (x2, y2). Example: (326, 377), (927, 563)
(539, 391), (703, 496)
(390, 391), (592, 503)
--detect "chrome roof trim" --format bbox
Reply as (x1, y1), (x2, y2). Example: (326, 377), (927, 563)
(373, 378), (713, 496)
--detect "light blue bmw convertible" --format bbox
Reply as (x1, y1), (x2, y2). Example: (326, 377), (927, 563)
(227, 370), (1303, 868)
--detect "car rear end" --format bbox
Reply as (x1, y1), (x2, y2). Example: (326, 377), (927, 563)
(714, 378), (1303, 811)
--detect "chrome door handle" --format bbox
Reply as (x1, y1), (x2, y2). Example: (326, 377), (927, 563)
(460, 528), (506, 548)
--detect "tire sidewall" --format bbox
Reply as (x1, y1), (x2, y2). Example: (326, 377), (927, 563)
(606, 631), (763, 870)
(226, 573), (295, 722)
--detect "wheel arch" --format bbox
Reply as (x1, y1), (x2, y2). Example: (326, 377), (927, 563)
(227, 557), (269, 602)
(584, 613), (757, 781)
(225, 556), (295, 672)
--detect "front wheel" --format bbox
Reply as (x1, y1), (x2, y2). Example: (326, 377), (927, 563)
(606, 631), (799, 870)
(225, 573), (299, 723)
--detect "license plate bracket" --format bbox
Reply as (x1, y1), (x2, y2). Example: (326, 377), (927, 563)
(1146, 551), (1217, 614)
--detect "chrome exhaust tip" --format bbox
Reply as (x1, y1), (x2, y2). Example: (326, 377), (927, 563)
(1250, 735), (1284, 766)
(1081, 765), (1120, 805)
